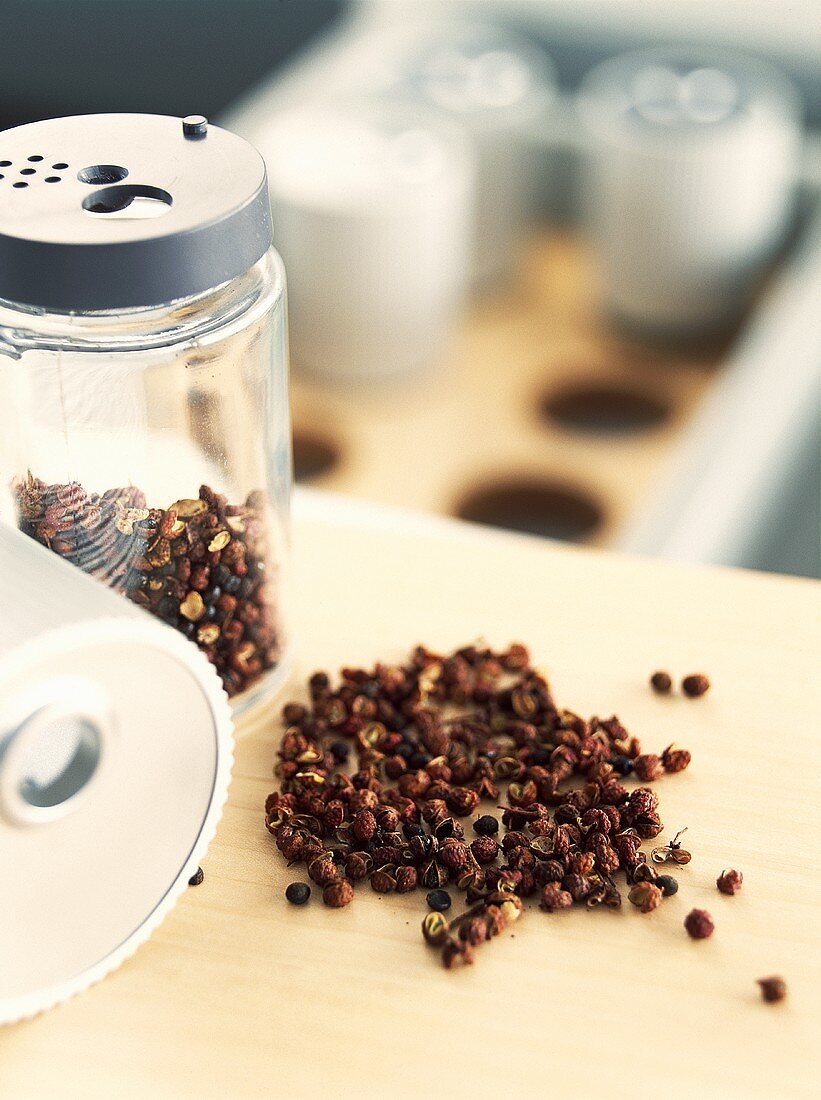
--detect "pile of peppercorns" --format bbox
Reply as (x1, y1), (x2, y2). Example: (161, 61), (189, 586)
(265, 643), (701, 968)
(14, 474), (281, 697)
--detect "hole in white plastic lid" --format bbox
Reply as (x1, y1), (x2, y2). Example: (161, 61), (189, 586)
(82, 184), (173, 219)
(17, 714), (101, 809)
(0, 678), (111, 824)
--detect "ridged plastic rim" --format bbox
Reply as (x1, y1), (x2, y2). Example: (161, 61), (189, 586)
(0, 616), (234, 1027)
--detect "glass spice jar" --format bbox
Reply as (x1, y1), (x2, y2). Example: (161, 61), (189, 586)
(0, 113), (292, 710)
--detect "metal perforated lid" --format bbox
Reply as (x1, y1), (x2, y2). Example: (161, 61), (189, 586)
(0, 113), (273, 311)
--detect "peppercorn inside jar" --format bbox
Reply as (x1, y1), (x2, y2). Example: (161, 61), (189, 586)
(0, 113), (292, 709)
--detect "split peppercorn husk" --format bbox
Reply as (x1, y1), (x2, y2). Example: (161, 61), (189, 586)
(716, 868), (743, 895)
(13, 474), (281, 697)
(264, 642), (694, 967)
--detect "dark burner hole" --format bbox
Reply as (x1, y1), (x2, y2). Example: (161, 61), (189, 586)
(456, 479), (602, 543)
(542, 383), (669, 436)
(20, 167), (36, 176)
(292, 431), (340, 482)
(0, 160), (11, 167)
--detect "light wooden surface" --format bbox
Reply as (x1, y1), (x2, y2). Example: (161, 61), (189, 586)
(291, 232), (731, 545)
(2, 492), (819, 1099)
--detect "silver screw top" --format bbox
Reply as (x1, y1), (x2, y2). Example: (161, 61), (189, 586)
(0, 113), (271, 310)
(182, 114), (208, 138)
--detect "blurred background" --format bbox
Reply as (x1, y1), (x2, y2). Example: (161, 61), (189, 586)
(2, 0), (818, 578)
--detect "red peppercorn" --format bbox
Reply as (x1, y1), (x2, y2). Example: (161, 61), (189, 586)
(395, 866), (418, 894)
(650, 671), (673, 694)
(633, 754), (664, 782)
(470, 836), (499, 864)
(351, 809), (377, 843)
(370, 868), (397, 893)
(323, 881), (354, 908)
(540, 883), (573, 912)
(757, 976), (787, 1004)
(684, 908), (715, 939)
(682, 674), (710, 698)
(662, 744), (692, 774)
(628, 882), (663, 913)
(384, 755), (407, 780)
(308, 856), (341, 888)
(439, 838), (469, 871)
(446, 786), (480, 817)
(716, 868), (743, 895)
(442, 940), (473, 969)
(344, 853), (371, 881)
(563, 873), (592, 902)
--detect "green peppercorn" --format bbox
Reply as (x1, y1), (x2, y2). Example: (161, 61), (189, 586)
(656, 874), (679, 896)
(473, 815), (499, 836)
(285, 881), (311, 905)
(426, 889), (452, 912)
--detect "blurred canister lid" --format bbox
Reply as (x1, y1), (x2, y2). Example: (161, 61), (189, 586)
(263, 99), (472, 213)
(389, 21), (556, 284)
(577, 48), (803, 334)
(401, 19), (556, 131)
(262, 99), (473, 380)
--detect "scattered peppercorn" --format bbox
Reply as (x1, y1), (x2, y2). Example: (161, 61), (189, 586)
(473, 814), (499, 836)
(684, 908), (714, 939)
(540, 883), (573, 912)
(716, 868), (743, 895)
(757, 976), (787, 1004)
(263, 642), (696, 971)
(633, 753), (663, 782)
(285, 882), (311, 906)
(188, 866), (204, 887)
(470, 836), (499, 864)
(656, 875), (678, 896)
(323, 880), (354, 908)
(662, 744), (692, 774)
(426, 889), (452, 912)
(650, 671), (673, 694)
(628, 881), (663, 913)
(682, 674), (710, 698)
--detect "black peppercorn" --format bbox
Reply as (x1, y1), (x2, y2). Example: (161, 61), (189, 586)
(285, 881), (311, 906)
(611, 755), (634, 776)
(426, 889), (452, 912)
(473, 815), (499, 836)
(330, 739), (350, 764)
(188, 866), (204, 886)
(656, 874), (678, 896)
